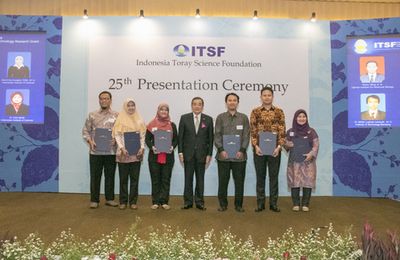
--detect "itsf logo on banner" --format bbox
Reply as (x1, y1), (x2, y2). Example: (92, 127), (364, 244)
(173, 44), (226, 57)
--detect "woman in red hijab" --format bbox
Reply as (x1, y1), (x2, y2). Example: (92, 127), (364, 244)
(285, 109), (319, 212)
(145, 103), (178, 210)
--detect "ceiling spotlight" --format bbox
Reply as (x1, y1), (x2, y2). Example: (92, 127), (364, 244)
(83, 9), (88, 19)
(253, 10), (258, 20)
(139, 9), (144, 19)
(310, 12), (317, 22)
(195, 8), (201, 18)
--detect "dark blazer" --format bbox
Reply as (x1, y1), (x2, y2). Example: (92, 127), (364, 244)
(145, 122), (178, 163)
(5, 103), (29, 116)
(361, 110), (386, 120)
(178, 113), (214, 162)
(360, 74), (385, 83)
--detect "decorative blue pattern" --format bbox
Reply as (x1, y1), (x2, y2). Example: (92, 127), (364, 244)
(331, 18), (400, 200)
(0, 15), (62, 192)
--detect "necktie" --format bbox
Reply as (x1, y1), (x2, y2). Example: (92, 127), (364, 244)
(370, 75), (374, 82)
(371, 112), (375, 119)
(195, 115), (200, 133)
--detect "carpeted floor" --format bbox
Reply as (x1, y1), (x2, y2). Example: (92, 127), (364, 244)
(0, 193), (399, 245)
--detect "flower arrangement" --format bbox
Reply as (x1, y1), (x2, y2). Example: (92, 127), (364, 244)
(0, 218), (374, 260)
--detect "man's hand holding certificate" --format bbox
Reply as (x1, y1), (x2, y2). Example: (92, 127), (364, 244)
(223, 135), (241, 159)
(93, 128), (112, 152)
(258, 131), (277, 156)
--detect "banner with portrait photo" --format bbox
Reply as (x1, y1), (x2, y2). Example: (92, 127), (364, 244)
(347, 35), (400, 128)
(0, 32), (46, 123)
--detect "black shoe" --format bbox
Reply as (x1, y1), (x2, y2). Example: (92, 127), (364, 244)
(255, 204), (265, 212)
(235, 207), (245, 213)
(218, 206), (227, 212)
(196, 204), (206, 210)
(269, 205), (281, 212)
(181, 205), (193, 210)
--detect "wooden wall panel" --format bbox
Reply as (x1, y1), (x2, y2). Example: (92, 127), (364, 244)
(0, 0), (399, 20)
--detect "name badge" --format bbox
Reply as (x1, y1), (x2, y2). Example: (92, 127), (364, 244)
(289, 131), (294, 137)
(152, 127), (158, 132)
(236, 125), (243, 130)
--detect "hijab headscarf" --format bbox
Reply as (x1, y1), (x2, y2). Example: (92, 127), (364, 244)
(288, 109), (318, 142)
(113, 98), (146, 136)
(10, 91), (23, 112)
(146, 103), (172, 132)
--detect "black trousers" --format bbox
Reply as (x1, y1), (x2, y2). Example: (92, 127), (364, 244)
(217, 160), (246, 208)
(291, 187), (312, 207)
(149, 161), (173, 205)
(89, 154), (116, 203)
(253, 153), (281, 207)
(118, 162), (141, 205)
(183, 157), (206, 206)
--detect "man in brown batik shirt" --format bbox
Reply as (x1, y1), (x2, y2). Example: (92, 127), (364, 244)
(250, 86), (286, 213)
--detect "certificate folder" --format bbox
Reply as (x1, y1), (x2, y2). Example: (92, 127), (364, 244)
(259, 131), (277, 155)
(94, 128), (112, 152)
(124, 132), (140, 155)
(291, 137), (312, 162)
(154, 130), (172, 153)
(223, 135), (241, 159)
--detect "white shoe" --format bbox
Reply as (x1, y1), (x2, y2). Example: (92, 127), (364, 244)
(89, 202), (98, 209)
(105, 200), (118, 207)
(292, 206), (300, 211)
(162, 204), (171, 210)
(151, 204), (159, 210)
(302, 206), (309, 212)
(119, 204), (127, 210)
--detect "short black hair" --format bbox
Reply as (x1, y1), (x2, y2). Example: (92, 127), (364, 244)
(98, 91), (112, 99)
(191, 97), (204, 106)
(366, 60), (378, 67)
(366, 94), (380, 103)
(225, 92), (239, 103)
(260, 86), (274, 96)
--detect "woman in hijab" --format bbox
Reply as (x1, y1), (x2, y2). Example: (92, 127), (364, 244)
(145, 103), (178, 210)
(113, 98), (146, 210)
(284, 109), (319, 212)
(5, 91), (30, 116)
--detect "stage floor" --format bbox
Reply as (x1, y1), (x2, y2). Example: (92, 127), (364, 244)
(0, 193), (399, 244)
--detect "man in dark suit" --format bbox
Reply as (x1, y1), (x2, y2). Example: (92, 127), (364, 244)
(361, 94), (386, 120)
(360, 60), (385, 83)
(178, 97), (214, 210)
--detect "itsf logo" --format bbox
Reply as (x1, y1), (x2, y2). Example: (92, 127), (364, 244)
(173, 44), (226, 57)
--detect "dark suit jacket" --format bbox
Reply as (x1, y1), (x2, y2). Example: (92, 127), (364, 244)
(360, 74), (385, 83)
(145, 122), (178, 163)
(361, 110), (386, 120)
(5, 103), (29, 116)
(178, 113), (214, 163)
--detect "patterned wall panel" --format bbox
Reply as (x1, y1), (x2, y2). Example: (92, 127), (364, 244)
(330, 18), (400, 199)
(0, 15), (62, 192)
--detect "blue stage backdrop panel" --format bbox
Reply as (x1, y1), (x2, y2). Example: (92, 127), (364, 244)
(0, 15), (62, 192)
(331, 18), (400, 199)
